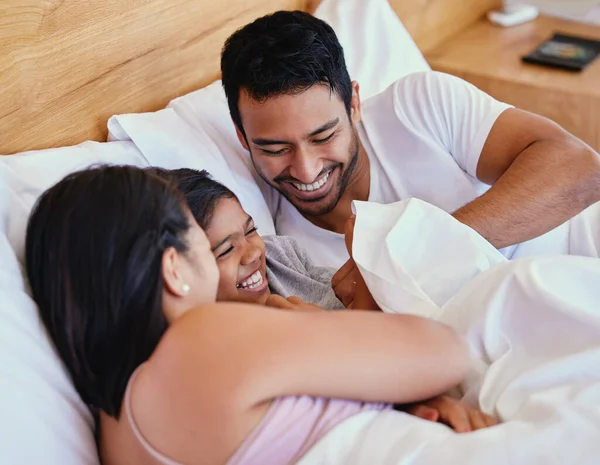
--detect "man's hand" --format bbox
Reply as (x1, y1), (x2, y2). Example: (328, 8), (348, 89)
(332, 214), (359, 306)
(343, 213), (356, 253)
(332, 214), (380, 310)
(405, 395), (497, 433)
(265, 295), (324, 312)
(332, 258), (359, 307)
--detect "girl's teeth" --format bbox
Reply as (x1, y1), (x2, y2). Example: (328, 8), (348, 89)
(238, 271), (263, 289)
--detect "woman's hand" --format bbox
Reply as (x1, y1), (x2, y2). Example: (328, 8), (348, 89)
(265, 295), (324, 312)
(405, 395), (498, 433)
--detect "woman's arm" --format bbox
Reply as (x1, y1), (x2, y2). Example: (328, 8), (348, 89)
(132, 303), (470, 463)
(157, 302), (470, 407)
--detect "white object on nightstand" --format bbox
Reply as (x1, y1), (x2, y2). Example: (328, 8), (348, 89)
(488, 3), (540, 27)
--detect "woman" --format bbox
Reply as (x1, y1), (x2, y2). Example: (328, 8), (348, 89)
(26, 165), (480, 465)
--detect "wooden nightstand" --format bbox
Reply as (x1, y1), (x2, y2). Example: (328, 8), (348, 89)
(425, 15), (600, 152)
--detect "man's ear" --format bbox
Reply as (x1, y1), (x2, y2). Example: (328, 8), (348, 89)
(235, 125), (250, 152)
(161, 247), (189, 297)
(350, 81), (362, 125)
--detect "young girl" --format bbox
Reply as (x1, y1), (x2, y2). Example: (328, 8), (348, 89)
(151, 167), (378, 311)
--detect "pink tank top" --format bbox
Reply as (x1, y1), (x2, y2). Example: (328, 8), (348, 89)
(124, 367), (391, 465)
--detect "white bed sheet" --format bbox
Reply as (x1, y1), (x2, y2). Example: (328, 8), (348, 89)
(296, 199), (600, 465)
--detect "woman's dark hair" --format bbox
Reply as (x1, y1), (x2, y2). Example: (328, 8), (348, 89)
(220, 10), (352, 136)
(25, 165), (191, 418)
(148, 168), (238, 230)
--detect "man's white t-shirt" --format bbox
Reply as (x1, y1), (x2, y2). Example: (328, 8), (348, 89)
(272, 71), (560, 269)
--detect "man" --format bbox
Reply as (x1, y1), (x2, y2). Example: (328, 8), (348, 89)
(220, 11), (600, 297)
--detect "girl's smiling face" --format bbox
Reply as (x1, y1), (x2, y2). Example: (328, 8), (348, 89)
(205, 197), (270, 304)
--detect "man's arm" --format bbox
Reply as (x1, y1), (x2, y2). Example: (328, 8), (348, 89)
(453, 108), (600, 249)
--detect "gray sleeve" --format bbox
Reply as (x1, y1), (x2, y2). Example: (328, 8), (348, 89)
(282, 236), (337, 287)
(263, 235), (344, 310)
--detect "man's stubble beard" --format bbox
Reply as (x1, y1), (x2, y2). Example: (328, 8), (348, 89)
(250, 129), (360, 217)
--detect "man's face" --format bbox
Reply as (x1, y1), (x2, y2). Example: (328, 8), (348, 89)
(236, 83), (362, 217)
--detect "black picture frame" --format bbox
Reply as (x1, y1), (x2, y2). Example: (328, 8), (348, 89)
(522, 32), (600, 72)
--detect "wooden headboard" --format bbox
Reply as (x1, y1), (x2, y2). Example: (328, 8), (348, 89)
(0, 0), (499, 155)
(389, 0), (501, 53)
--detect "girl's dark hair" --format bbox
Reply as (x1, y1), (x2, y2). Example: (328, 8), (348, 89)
(25, 165), (191, 418)
(220, 10), (352, 136)
(148, 168), (238, 230)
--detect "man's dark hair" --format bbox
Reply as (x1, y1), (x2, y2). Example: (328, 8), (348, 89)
(26, 165), (190, 418)
(149, 168), (238, 230)
(220, 10), (352, 136)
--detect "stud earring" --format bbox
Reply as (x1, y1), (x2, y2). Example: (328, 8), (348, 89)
(181, 284), (190, 295)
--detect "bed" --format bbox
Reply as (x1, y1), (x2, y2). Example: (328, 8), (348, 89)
(13, 1), (588, 464)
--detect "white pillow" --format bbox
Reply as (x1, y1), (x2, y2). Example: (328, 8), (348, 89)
(107, 107), (277, 236)
(314, 0), (430, 100)
(0, 141), (147, 465)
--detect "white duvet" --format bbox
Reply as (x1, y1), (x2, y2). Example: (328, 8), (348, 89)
(298, 200), (600, 465)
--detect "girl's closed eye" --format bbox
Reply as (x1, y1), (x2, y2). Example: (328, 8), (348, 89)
(246, 226), (258, 236)
(217, 246), (234, 259)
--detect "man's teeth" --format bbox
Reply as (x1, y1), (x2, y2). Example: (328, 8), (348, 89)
(293, 171), (330, 192)
(237, 270), (263, 290)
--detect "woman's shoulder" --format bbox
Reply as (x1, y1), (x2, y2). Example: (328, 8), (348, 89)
(149, 303), (273, 374)
(128, 303), (276, 464)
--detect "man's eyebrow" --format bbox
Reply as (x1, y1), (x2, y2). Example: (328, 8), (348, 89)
(251, 137), (290, 146)
(251, 117), (340, 146)
(308, 117), (340, 137)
